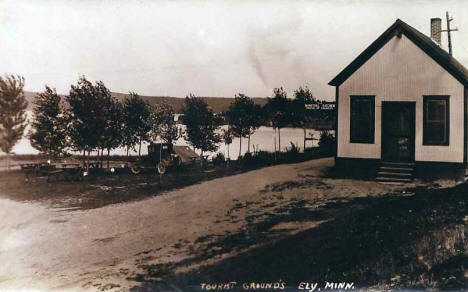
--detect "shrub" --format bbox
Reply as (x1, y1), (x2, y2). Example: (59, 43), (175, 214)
(283, 142), (301, 162)
(212, 152), (226, 166)
(241, 151), (275, 168)
(319, 131), (336, 155)
(286, 142), (299, 155)
(241, 152), (252, 160)
(303, 146), (321, 159)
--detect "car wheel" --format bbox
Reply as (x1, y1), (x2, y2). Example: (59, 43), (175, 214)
(157, 162), (166, 175)
(130, 164), (142, 174)
(173, 156), (182, 167)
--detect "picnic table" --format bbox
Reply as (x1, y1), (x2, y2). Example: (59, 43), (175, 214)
(58, 162), (82, 169)
(20, 162), (84, 182)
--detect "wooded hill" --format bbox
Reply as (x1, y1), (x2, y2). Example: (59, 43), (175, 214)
(24, 91), (268, 114)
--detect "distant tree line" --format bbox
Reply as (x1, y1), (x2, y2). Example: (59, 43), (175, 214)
(0, 74), (333, 167)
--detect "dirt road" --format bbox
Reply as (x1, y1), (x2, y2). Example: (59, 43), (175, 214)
(0, 158), (419, 291)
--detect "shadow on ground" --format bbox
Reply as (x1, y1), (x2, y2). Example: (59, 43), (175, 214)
(129, 182), (467, 291)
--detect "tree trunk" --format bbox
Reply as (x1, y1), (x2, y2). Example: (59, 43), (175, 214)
(238, 136), (242, 158)
(278, 128), (281, 153)
(126, 146), (129, 162)
(86, 150), (90, 172)
(303, 127), (306, 152)
(100, 148), (103, 168)
(6, 153), (10, 171)
(138, 139), (142, 157)
(274, 128), (277, 153)
(248, 134), (251, 153)
(227, 143), (230, 159)
(107, 148), (110, 169)
(274, 128), (277, 162)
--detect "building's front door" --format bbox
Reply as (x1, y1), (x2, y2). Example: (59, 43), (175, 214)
(381, 102), (415, 162)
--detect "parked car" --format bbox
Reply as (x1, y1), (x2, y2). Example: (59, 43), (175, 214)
(129, 143), (201, 174)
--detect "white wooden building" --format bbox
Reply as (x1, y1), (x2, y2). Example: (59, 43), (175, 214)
(329, 19), (468, 180)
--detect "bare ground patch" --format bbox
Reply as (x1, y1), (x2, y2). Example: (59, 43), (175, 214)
(1, 158), (463, 291)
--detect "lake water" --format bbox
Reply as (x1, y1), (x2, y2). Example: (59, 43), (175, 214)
(9, 111), (331, 159)
(174, 125), (323, 159)
(12, 126), (327, 160)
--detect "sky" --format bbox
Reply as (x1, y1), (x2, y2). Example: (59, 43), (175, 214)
(1, 0), (468, 101)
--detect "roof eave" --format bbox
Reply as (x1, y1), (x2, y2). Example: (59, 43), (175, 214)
(327, 20), (400, 87)
(328, 18), (468, 87)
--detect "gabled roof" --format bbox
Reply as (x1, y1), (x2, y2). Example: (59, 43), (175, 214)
(329, 19), (468, 86)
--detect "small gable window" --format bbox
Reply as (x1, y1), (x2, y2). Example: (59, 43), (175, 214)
(423, 96), (449, 146)
(350, 96), (375, 143)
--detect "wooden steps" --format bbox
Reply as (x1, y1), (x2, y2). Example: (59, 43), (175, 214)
(376, 161), (414, 184)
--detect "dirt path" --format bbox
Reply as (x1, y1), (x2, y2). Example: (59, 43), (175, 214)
(0, 158), (427, 291)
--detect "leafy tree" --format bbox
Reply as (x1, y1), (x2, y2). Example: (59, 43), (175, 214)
(66, 76), (103, 158)
(226, 94), (262, 157)
(249, 103), (264, 151)
(29, 86), (67, 158)
(264, 87), (291, 153)
(292, 86), (315, 150)
(86, 81), (124, 167)
(0, 75), (28, 169)
(182, 94), (221, 156)
(122, 92), (151, 157)
(67, 77), (121, 168)
(100, 94), (124, 167)
(222, 126), (233, 160)
(150, 102), (179, 143)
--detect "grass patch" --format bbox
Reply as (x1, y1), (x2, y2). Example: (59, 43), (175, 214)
(130, 183), (467, 291)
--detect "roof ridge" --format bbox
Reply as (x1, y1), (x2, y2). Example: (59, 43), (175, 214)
(329, 19), (468, 86)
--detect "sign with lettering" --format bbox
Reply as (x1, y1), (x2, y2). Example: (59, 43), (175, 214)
(305, 102), (335, 110)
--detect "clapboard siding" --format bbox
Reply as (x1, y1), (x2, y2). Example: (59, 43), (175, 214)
(337, 34), (465, 163)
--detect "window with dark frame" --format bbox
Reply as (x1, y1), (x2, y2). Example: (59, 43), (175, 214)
(350, 95), (375, 143)
(423, 96), (449, 146)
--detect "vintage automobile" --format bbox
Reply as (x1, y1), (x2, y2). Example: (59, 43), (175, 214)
(128, 142), (201, 174)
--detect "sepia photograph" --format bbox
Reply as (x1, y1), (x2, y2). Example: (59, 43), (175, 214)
(0, 0), (466, 291)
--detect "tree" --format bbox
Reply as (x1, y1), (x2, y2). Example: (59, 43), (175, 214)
(66, 77), (122, 169)
(292, 86), (315, 150)
(0, 75), (28, 170)
(264, 87), (291, 153)
(29, 86), (67, 158)
(222, 126), (233, 160)
(122, 92), (151, 157)
(150, 102), (179, 144)
(182, 94), (221, 156)
(100, 94), (124, 167)
(66, 76), (103, 158)
(87, 81), (125, 167)
(249, 103), (264, 152)
(226, 94), (262, 158)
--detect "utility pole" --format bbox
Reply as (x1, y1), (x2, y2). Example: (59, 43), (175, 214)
(441, 11), (458, 56)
